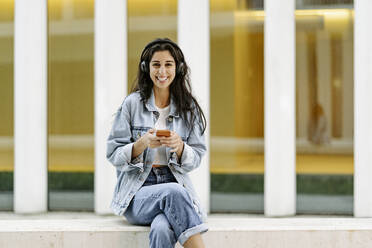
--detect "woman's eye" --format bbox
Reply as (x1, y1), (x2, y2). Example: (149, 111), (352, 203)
(152, 63), (160, 67)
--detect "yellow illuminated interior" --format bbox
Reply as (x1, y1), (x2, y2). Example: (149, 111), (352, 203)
(0, 0), (14, 173)
(210, 6), (354, 174)
(0, 0), (13, 21)
(127, 0), (177, 91)
(0, 2), (354, 174)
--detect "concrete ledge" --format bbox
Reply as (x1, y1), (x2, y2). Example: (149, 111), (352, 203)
(0, 213), (372, 248)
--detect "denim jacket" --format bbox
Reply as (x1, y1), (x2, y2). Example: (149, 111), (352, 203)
(106, 90), (207, 221)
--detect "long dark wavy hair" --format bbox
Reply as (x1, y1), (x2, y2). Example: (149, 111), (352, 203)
(131, 38), (206, 134)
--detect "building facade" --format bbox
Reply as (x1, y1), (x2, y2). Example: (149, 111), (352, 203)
(0, 0), (371, 217)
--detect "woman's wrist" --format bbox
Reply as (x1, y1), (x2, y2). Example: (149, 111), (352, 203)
(132, 137), (148, 159)
(175, 141), (184, 158)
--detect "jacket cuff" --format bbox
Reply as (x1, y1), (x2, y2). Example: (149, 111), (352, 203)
(180, 143), (194, 165)
(169, 143), (194, 167)
(116, 143), (144, 171)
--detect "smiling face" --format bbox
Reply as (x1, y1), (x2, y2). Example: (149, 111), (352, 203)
(149, 50), (176, 91)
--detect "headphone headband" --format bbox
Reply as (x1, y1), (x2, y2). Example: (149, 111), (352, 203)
(140, 38), (185, 75)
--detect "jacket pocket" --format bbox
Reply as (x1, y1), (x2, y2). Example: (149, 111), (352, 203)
(131, 126), (149, 141)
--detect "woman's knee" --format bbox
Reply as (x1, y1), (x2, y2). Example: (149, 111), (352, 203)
(162, 183), (189, 199)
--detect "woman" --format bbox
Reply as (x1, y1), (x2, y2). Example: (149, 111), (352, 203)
(106, 38), (208, 248)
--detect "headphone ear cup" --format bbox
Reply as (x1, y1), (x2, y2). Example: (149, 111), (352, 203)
(177, 62), (185, 75)
(140, 61), (147, 73)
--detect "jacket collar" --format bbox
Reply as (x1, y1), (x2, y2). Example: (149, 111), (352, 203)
(144, 89), (179, 118)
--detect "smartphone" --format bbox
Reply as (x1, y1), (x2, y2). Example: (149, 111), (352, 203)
(156, 130), (171, 137)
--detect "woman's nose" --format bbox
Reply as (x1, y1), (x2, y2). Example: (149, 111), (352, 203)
(158, 66), (166, 74)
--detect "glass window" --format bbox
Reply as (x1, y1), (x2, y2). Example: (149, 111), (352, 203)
(46, 0), (177, 211)
(295, 1), (354, 214)
(211, 0), (354, 215)
(48, 0), (94, 210)
(297, 0), (353, 8)
(127, 0), (177, 91)
(0, 0), (14, 210)
(210, 0), (265, 213)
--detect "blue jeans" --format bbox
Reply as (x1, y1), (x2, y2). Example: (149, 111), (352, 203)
(124, 167), (208, 248)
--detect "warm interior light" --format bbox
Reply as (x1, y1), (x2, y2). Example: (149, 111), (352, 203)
(235, 10), (265, 18)
(234, 9), (353, 19)
(233, 8), (353, 32)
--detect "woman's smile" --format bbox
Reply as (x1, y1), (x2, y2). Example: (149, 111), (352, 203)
(156, 76), (168, 82)
(150, 50), (176, 90)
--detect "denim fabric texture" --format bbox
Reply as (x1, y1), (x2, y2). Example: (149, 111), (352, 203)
(143, 166), (177, 186)
(106, 90), (208, 217)
(124, 167), (208, 247)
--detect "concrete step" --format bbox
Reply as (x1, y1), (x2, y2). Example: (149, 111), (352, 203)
(0, 213), (372, 248)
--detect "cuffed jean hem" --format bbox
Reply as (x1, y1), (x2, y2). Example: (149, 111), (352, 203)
(178, 223), (209, 246)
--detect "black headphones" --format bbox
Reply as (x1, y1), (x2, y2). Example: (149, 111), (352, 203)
(140, 38), (185, 75)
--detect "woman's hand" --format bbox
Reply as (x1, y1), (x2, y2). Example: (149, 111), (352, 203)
(132, 129), (161, 159)
(158, 131), (184, 158)
(144, 129), (162, 149)
(138, 129), (162, 149)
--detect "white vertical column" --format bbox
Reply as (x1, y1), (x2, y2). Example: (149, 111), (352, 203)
(178, 0), (210, 213)
(94, 0), (127, 214)
(264, 0), (296, 216)
(14, 0), (47, 213)
(354, 0), (372, 217)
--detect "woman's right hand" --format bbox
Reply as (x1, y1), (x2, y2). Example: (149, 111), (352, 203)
(132, 129), (160, 159)
(142, 129), (162, 149)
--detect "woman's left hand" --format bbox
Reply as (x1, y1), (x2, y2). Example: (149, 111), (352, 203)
(159, 131), (184, 158)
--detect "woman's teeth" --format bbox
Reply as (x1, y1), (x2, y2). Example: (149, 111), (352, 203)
(157, 77), (167, 81)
